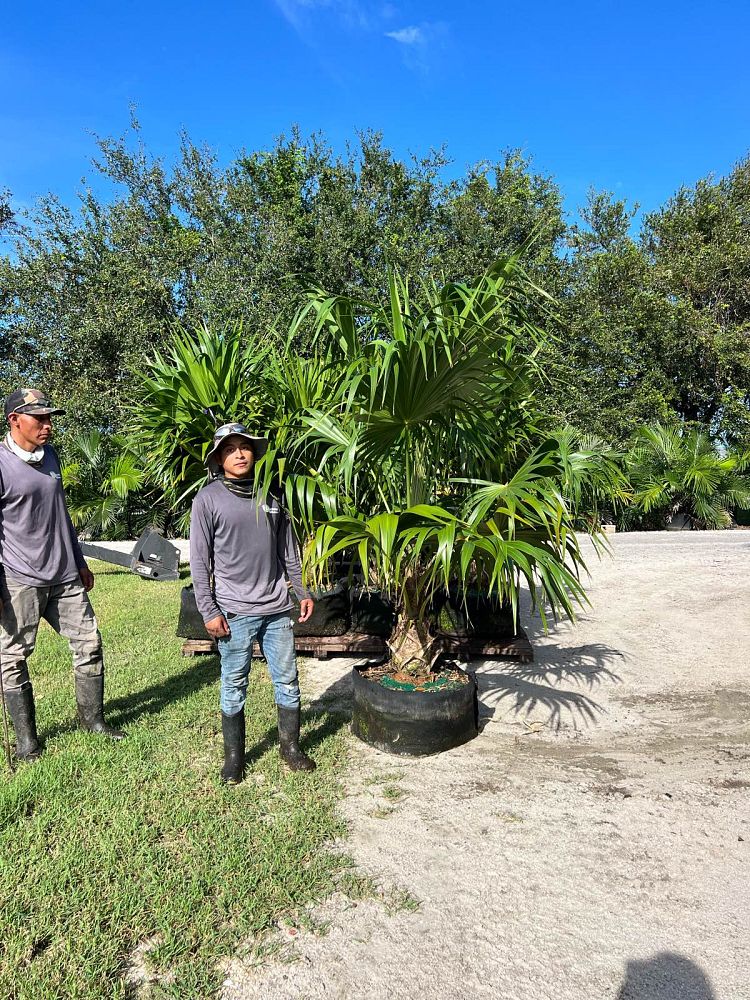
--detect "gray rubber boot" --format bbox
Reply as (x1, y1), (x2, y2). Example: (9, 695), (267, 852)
(220, 710), (245, 784)
(5, 683), (42, 761)
(277, 705), (316, 772)
(74, 675), (126, 740)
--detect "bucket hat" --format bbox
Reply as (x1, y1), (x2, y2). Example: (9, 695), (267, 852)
(204, 423), (269, 476)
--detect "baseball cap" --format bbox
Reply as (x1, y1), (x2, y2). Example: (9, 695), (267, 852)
(4, 388), (66, 418)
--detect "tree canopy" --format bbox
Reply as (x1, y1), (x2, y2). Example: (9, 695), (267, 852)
(550, 159), (750, 447)
(1, 124), (748, 450)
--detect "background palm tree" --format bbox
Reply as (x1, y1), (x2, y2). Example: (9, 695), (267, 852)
(624, 423), (750, 529)
(61, 431), (150, 539)
(132, 323), (279, 531)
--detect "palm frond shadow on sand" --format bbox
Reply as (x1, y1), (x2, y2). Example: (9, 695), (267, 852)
(307, 641), (625, 734)
(476, 640), (625, 731)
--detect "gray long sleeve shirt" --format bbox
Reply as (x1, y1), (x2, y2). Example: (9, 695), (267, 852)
(0, 442), (87, 587)
(189, 481), (311, 623)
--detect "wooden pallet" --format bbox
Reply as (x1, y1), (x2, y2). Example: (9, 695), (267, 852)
(180, 633), (386, 660)
(181, 628), (532, 663)
(438, 630), (533, 664)
(181, 638), (220, 657)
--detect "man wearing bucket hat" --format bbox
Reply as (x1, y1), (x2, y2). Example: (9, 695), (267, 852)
(190, 422), (316, 782)
(0, 388), (125, 762)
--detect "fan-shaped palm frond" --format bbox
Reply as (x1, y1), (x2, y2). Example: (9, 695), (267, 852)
(61, 432), (154, 540)
(132, 322), (278, 509)
(626, 423), (750, 529)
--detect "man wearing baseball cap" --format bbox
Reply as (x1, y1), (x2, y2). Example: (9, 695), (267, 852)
(190, 423), (316, 782)
(0, 388), (125, 761)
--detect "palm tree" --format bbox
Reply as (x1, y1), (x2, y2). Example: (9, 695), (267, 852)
(62, 431), (149, 540)
(626, 423), (750, 529)
(269, 260), (601, 676)
(132, 261), (622, 678)
(132, 320), (353, 533)
(551, 427), (631, 528)
(132, 323), (279, 529)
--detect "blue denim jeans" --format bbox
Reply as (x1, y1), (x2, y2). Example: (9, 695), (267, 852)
(217, 610), (300, 715)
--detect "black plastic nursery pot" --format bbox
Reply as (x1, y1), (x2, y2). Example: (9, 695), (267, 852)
(351, 661), (479, 756)
(177, 584), (210, 640)
(177, 582), (351, 640)
(291, 580), (350, 637)
(349, 586), (397, 637)
(432, 586), (516, 639)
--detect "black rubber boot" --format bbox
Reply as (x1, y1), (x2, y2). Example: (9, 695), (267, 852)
(5, 683), (42, 761)
(277, 705), (316, 772)
(220, 711), (245, 784)
(74, 675), (126, 740)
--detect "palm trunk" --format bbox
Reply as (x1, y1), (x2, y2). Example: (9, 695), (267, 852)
(387, 574), (435, 676)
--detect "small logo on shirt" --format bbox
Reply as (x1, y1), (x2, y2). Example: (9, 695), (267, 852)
(261, 504), (279, 514)
(50, 471), (61, 480)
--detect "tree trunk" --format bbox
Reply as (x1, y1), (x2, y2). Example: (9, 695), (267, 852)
(386, 575), (435, 676)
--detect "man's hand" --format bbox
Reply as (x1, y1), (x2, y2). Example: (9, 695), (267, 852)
(205, 614), (231, 640)
(298, 599), (314, 624)
(80, 566), (95, 592)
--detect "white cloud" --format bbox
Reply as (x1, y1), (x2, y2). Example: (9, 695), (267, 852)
(272, 0), (326, 32)
(384, 20), (448, 72)
(271, 2), (449, 74)
(385, 25), (423, 45)
(272, 0), (370, 34)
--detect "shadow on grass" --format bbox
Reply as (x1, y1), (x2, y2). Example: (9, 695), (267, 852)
(40, 656), (219, 741)
(243, 704), (350, 768)
(106, 657), (219, 727)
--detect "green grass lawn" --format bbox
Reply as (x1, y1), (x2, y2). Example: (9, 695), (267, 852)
(0, 563), (356, 999)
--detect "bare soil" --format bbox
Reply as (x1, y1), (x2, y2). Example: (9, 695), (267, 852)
(223, 532), (750, 1000)
(361, 663), (470, 690)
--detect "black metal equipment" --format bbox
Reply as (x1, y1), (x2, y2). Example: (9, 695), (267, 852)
(79, 527), (180, 582)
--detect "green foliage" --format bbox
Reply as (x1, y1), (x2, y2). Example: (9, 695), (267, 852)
(277, 261), (607, 672)
(549, 192), (682, 442)
(643, 156), (750, 446)
(61, 430), (155, 540)
(544, 426), (631, 527)
(0, 190), (13, 232)
(283, 259), (550, 509)
(549, 156), (750, 448)
(624, 423), (750, 529)
(132, 323), (278, 523)
(3, 122), (748, 485)
(0, 122), (566, 436)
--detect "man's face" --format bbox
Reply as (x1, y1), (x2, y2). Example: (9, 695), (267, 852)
(219, 436), (255, 479)
(8, 412), (53, 448)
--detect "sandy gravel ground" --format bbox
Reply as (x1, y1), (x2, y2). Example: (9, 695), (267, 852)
(224, 533), (750, 1000)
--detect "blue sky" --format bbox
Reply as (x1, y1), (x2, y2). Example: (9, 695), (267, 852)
(2, 0), (749, 228)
